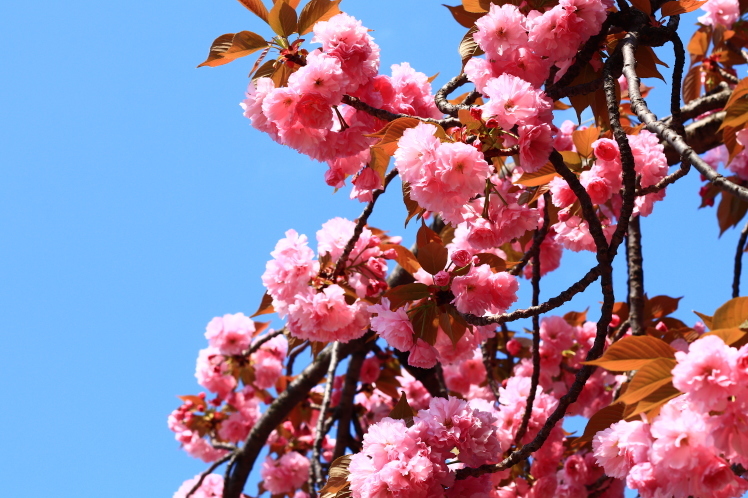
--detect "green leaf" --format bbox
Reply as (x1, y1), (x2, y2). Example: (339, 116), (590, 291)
(583, 335), (676, 372)
(297, 0), (342, 35)
(384, 283), (430, 310)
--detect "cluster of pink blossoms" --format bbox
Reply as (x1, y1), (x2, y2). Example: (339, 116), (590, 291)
(698, 0), (740, 27)
(550, 129), (669, 252)
(593, 335), (748, 498)
(169, 314), (289, 463)
(241, 13), (441, 200)
(262, 218), (400, 343)
(348, 396), (502, 498)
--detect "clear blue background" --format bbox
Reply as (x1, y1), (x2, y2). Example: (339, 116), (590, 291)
(0, 1), (735, 496)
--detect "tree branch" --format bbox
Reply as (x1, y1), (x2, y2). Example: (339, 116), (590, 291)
(331, 347), (367, 461)
(626, 215), (645, 335)
(733, 221), (748, 298)
(310, 343), (342, 494)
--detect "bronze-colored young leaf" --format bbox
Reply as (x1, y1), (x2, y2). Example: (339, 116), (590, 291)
(687, 26), (710, 63)
(645, 295), (682, 319)
(458, 26), (484, 69)
(514, 162), (559, 187)
(409, 303), (439, 345)
(572, 126), (600, 158)
(712, 296), (748, 328)
(462, 0), (489, 12)
(617, 358), (676, 405)
(417, 223), (443, 249)
(198, 33), (237, 68)
(458, 108), (482, 130)
(384, 283), (430, 310)
(320, 455), (351, 498)
(441, 308), (468, 345)
(368, 117), (423, 155)
(251, 58), (277, 81)
(443, 4), (484, 27)
(579, 403), (624, 443)
(389, 393), (417, 420)
(564, 309), (588, 327)
(251, 291), (275, 317)
(702, 327), (748, 347)
(268, 0), (298, 37)
(417, 241), (449, 275)
(624, 383), (682, 420)
(475, 253), (507, 272)
(693, 309), (714, 330)
(716, 190), (748, 235)
(634, 46), (667, 81)
(660, 0), (708, 15)
(237, 0), (270, 22)
(178, 394), (207, 411)
(560, 150), (583, 171)
(219, 31), (270, 63)
(721, 98), (748, 129)
(725, 78), (748, 110)
(270, 62), (292, 87)
(682, 65), (702, 104)
(629, 0), (652, 15)
(402, 182), (426, 228)
(368, 147), (391, 183)
(583, 335), (676, 372)
(384, 244), (422, 275)
(297, 0), (341, 35)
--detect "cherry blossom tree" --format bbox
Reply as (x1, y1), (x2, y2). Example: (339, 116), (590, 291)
(168, 0), (748, 496)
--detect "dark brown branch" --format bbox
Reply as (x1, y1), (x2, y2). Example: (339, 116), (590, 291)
(637, 157), (691, 194)
(661, 82), (730, 126)
(664, 111), (726, 165)
(310, 343), (342, 494)
(668, 21), (686, 137)
(513, 195), (550, 444)
(286, 341), (310, 376)
(341, 95), (460, 129)
(224, 336), (370, 498)
(434, 73), (469, 116)
(464, 264), (603, 326)
(332, 347), (367, 461)
(333, 169), (398, 279)
(481, 335), (501, 400)
(733, 221), (748, 298)
(626, 215), (645, 335)
(621, 34), (748, 202)
(244, 328), (285, 357)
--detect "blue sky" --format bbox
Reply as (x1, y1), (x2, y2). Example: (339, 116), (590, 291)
(0, 1), (737, 496)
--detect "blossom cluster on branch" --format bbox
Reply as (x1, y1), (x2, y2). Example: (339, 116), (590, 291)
(170, 0), (748, 496)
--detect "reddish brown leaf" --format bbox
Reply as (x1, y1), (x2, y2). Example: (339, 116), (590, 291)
(417, 223), (443, 249)
(402, 182), (425, 228)
(236, 0), (270, 22)
(409, 304), (440, 345)
(417, 242), (449, 275)
(384, 283), (430, 310)
(268, 0), (298, 37)
(625, 383), (682, 419)
(319, 455), (351, 498)
(687, 27), (710, 62)
(177, 395), (207, 410)
(475, 253), (507, 273)
(458, 26), (484, 69)
(514, 162), (559, 187)
(682, 65), (702, 104)
(712, 297), (748, 328)
(443, 4), (484, 27)
(717, 190), (748, 235)
(579, 403), (625, 443)
(389, 393), (417, 421)
(617, 358), (676, 405)
(564, 310), (588, 327)
(583, 335), (676, 372)
(660, 0), (708, 15)
(634, 46), (668, 81)
(297, 0), (341, 35)
(572, 126), (600, 158)
(251, 291), (275, 317)
(629, 0), (652, 14)
(198, 33), (237, 68)
(702, 327), (748, 346)
(645, 295), (682, 319)
(462, 0), (489, 12)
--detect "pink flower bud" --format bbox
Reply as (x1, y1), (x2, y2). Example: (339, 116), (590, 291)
(434, 271), (450, 286)
(470, 107), (483, 120)
(451, 249), (471, 267)
(655, 321), (668, 333)
(558, 210), (571, 222)
(506, 338), (522, 356)
(486, 117), (501, 129)
(609, 314), (621, 328)
(593, 138), (619, 162)
(383, 248), (397, 259)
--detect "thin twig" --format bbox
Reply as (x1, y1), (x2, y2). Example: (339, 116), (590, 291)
(244, 328), (285, 357)
(341, 95), (460, 129)
(513, 195), (549, 445)
(332, 347), (368, 461)
(186, 452), (234, 498)
(333, 169), (398, 279)
(733, 221), (748, 298)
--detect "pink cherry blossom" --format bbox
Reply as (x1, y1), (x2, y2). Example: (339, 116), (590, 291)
(204, 313), (255, 356)
(261, 452), (311, 495)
